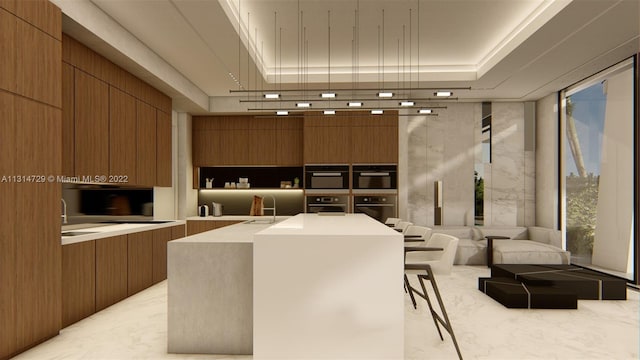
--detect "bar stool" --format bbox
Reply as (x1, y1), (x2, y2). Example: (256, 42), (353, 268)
(405, 263), (463, 359)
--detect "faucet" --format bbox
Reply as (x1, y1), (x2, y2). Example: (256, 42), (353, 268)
(61, 198), (68, 224)
(262, 194), (276, 223)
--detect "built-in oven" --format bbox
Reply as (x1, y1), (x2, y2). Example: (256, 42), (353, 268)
(305, 165), (350, 190)
(352, 165), (397, 190)
(306, 195), (349, 214)
(353, 195), (397, 223)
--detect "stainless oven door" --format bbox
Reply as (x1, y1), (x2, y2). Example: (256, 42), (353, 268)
(309, 173), (345, 189)
(357, 172), (392, 189)
(306, 203), (348, 213)
(353, 195), (397, 223)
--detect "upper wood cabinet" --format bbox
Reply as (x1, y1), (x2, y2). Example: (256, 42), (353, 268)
(15, 16), (61, 107)
(156, 110), (172, 187)
(276, 117), (303, 166)
(75, 69), (109, 177)
(62, 35), (172, 187)
(110, 86), (137, 184)
(303, 115), (352, 164)
(136, 100), (157, 187)
(192, 116), (293, 166)
(303, 112), (398, 164)
(0, 8), (16, 93)
(14, 0), (61, 40)
(61, 63), (75, 176)
(350, 113), (398, 164)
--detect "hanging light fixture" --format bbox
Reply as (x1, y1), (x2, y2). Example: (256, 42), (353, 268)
(400, 101), (414, 106)
(418, 108), (432, 114)
(324, 110), (336, 115)
(435, 91), (453, 97)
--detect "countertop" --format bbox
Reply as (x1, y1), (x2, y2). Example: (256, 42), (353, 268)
(258, 213), (400, 236)
(173, 218), (288, 244)
(61, 220), (186, 246)
(186, 215), (290, 221)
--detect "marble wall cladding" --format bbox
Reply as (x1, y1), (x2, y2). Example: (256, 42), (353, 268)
(490, 103), (526, 226)
(535, 94), (559, 229)
(401, 102), (534, 227)
(402, 103), (477, 227)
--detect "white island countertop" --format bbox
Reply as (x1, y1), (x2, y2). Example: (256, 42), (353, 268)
(61, 220), (185, 245)
(253, 213), (404, 360)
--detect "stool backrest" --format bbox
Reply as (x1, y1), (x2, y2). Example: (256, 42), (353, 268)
(425, 233), (459, 275)
(395, 221), (413, 233)
(404, 225), (432, 240)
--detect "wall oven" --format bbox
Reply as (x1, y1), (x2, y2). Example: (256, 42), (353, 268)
(306, 195), (349, 214)
(353, 195), (397, 223)
(352, 165), (397, 190)
(305, 165), (350, 190)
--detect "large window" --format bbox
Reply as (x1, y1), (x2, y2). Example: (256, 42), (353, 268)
(561, 57), (635, 281)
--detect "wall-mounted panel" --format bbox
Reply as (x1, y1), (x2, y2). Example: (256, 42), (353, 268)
(75, 69), (109, 177)
(156, 110), (172, 187)
(110, 86), (138, 184)
(15, 0), (61, 40)
(95, 235), (128, 312)
(136, 100), (157, 187)
(15, 17), (61, 107)
(62, 241), (96, 328)
(61, 63), (74, 176)
(0, 9), (16, 93)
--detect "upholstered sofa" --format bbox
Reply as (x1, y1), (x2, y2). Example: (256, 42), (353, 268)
(431, 226), (570, 265)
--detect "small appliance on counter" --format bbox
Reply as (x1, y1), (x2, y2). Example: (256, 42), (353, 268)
(198, 204), (209, 217)
(211, 202), (223, 217)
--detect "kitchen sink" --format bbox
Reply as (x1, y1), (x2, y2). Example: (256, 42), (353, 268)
(61, 231), (98, 237)
(243, 219), (276, 224)
(99, 220), (174, 224)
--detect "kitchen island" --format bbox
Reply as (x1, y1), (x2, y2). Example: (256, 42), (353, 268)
(167, 214), (403, 359)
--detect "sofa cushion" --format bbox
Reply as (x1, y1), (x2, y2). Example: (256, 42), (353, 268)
(454, 238), (487, 265)
(431, 226), (475, 240)
(492, 240), (570, 265)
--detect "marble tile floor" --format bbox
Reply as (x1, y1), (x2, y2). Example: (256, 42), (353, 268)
(13, 266), (639, 360)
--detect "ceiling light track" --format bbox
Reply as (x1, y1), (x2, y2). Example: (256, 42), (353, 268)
(229, 86), (470, 93)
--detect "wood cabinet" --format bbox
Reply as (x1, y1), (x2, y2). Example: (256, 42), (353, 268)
(172, 224), (185, 240)
(152, 227), (172, 284)
(62, 241), (95, 328)
(75, 69), (109, 177)
(350, 113), (398, 163)
(192, 116), (301, 166)
(62, 35), (172, 187)
(110, 86), (137, 184)
(95, 235), (128, 312)
(127, 231), (154, 296)
(303, 112), (398, 164)
(0, 91), (16, 360)
(0, 9), (16, 93)
(14, 96), (62, 352)
(277, 117), (303, 165)
(303, 115), (352, 164)
(156, 110), (172, 187)
(61, 63), (75, 176)
(136, 100), (157, 187)
(186, 220), (243, 236)
(15, 0), (61, 40)
(15, 12), (61, 107)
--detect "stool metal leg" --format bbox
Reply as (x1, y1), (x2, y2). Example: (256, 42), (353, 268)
(405, 264), (463, 360)
(404, 274), (417, 309)
(421, 266), (463, 360)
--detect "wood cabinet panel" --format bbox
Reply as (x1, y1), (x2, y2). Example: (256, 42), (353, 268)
(15, 0), (61, 40)
(214, 220), (243, 228)
(95, 235), (128, 312)
(61, 63), (74, 176)
(0, 91), (16, 359)
(136, 100), (157, 187)
(186, 220), (216, 236)
(0, 0), (16, 13)
(14, 97), (62, 350)
(192, 130), (220, 167)
(127, 231), (153, 296)
(110, 86), (137, 184)
(351, 125), (398, 163)
(156, 110), (172, 187)
(152, 228), (172, 284)
(171, 224), (186, 240)
(75, 69), (109, 177)
(15, 17), (61, 107)
(277, 117), (303, 166)
(0, 9), (16, 93)
(303, 125), (351, 164)
(62, 241), (96, 328)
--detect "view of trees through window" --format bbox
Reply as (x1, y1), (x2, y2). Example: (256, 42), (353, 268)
(563, 58), (635, 279)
